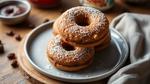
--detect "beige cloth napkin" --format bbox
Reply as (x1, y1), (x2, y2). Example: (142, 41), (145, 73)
(108, 13), (150, 84)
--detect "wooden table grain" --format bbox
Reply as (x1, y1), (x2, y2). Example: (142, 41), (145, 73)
(0, 0), (150, 84)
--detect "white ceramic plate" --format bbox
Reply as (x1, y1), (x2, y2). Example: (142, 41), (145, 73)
(24, 21), (129, 83)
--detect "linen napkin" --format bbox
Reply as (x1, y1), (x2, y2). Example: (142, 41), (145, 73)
(108, 13), (150, 84)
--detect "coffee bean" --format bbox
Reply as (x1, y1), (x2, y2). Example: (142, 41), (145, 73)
(0, 45), (4, 54)
(6, 31), (15, 37)
(7, 53), (16, 60)
(0, 40), (2, 44)
(15, 35), (22, 41)
(11, 60), (18, 68)
(0, 40), (4, 54)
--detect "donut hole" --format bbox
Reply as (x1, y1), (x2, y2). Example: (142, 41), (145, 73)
(75, 14), (90, 26)
(61, 41), (75, 51)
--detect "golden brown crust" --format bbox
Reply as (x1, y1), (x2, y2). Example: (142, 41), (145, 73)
(47, 35), (94, 70)
(63, 32), (110, 47)
(95, 32), (111, 51)
(48, 56), (93, 71)
(53, 6), (109, 47)
(52, 26), (59, 35)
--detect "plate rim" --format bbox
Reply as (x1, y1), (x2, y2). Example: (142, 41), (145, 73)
(24, 21), (129, 83)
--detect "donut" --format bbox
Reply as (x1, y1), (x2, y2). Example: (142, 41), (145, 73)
(95, 32), (111, 51)
(53, 6), (109, 47)
(53, 25), (59, 35)
(95, 37), (111, 52)
(47, 35), (95, 71)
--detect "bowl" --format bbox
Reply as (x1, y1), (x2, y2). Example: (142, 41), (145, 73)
(0, 0), (31, 25)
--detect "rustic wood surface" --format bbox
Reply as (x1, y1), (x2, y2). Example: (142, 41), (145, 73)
(0, 0), (150, 84)
(17, 40), (63, 84)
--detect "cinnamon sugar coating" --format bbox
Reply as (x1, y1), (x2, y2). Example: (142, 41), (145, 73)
(47, 35), (94, 66)
(53, 6), (109, 46)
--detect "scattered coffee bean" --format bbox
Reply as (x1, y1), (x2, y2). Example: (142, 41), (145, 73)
(6, 31), (15, 36)
(15, 35), (22, 41)
(0, 45), (4, 54)
(7, 53), (16, 60)
(43, 19), (49, 23)
(0, 40), (2, 44)
(11, 60), (18, 68)
(0, 40), (4, 54)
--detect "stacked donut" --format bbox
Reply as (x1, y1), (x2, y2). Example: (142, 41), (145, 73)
(47, 6), (111, 71)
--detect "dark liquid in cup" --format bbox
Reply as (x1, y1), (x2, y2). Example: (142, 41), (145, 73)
(0, 4), (26, 17)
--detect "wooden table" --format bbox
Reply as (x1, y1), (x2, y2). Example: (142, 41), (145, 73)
(0, 0), (150, 84)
